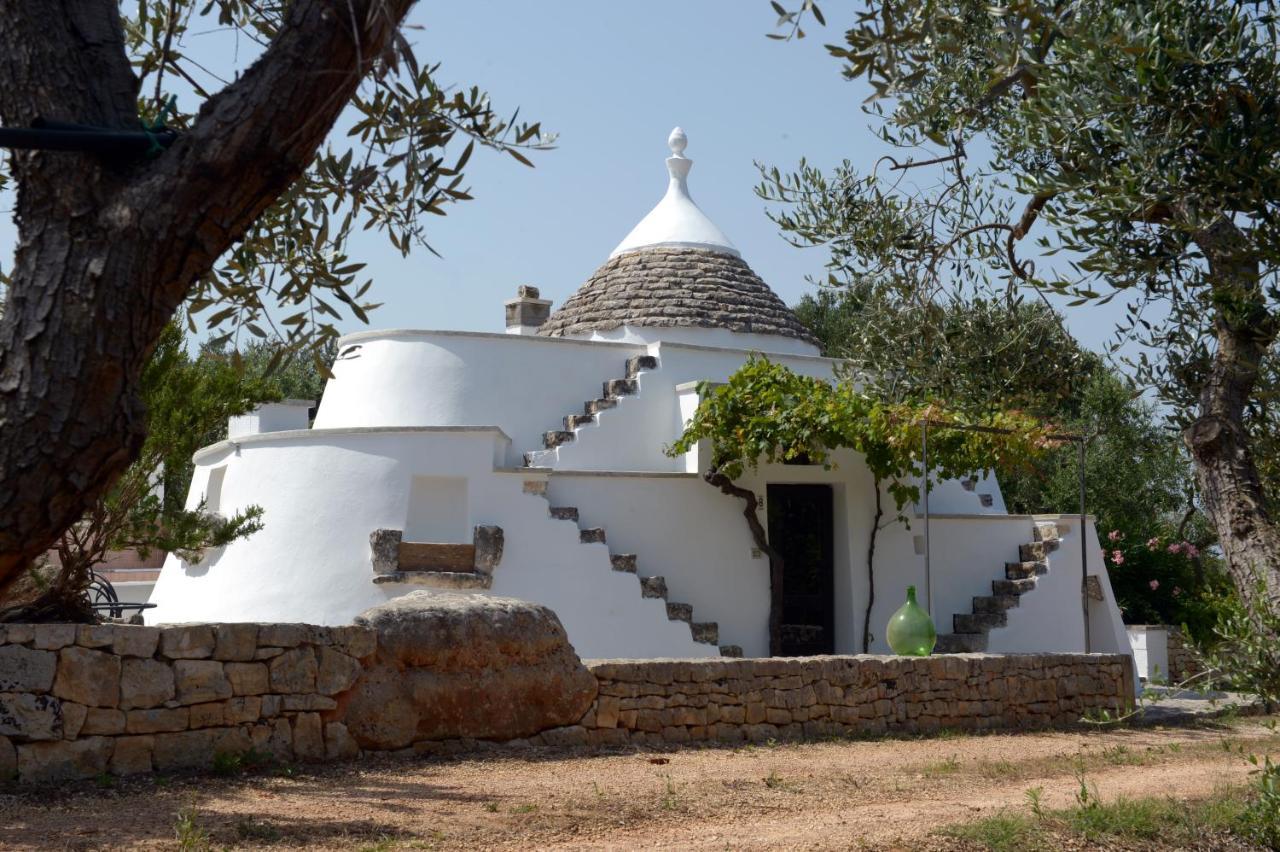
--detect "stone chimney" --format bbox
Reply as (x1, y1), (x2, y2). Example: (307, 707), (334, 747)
(505, 285), (552, 335)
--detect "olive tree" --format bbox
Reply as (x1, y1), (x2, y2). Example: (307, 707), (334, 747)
(0, 1), (550, 597)
(763, 0), (1280, 611)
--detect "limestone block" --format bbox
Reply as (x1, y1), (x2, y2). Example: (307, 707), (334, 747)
(120, 658), (176, 709)
(269, 647), (317, 694)
(32, 624), (76, 651)
(257, 624), (306, 648)
(331, 626), (377, 661)
(346, 592), (597, 749)
(61, 702), (87, 739)
(152, 727), (252, 772)
(324, 722), (359, 760)
(109, 735), (154, 776)
(225, 662), (269, 696)
(253, 647), (285, 660)
(76, 625), (116, 649)
(594, 696), (620, 729)
(0, 693), (62, 741)
(0, 645), (56, 692)
(540, 725), (589, 747)
(111, 626), (160, 658)
(17, 736), (111, 783)
(213, 624), (259, 662)
(260, 694), (282, 719)
(173, 660), (232, 705)
(0, 735), (14, 781)
(125, 707), (189, 734)
(82, 708), (126, 736)
(189, 702), (225, 729)
(281, 694), (337, 712)
(292, 712), (325, 762)
(316, 647), (361, 696)
(159, 625), (215, 660)
(52, 647), (120, 708)
(0, 625), (34, 645)
(225, 696), (262, 725)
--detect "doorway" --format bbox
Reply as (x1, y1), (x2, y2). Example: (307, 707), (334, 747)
(766, 484), (835, 655)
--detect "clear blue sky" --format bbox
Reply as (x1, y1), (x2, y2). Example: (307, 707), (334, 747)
(0, 1), (1133, 354)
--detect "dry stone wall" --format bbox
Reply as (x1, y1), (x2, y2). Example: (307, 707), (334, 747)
(545, 653), (1133, 748)
(0, 622), (374, 784)
(0, 617), (1133, 785)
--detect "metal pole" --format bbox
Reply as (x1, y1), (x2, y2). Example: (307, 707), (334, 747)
(923, 420), (933, 620)
(1079, 439), (1091, 653)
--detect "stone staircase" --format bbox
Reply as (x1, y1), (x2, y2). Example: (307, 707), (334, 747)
(934, 521), (1062, 653)
(524, 480), (742, 658)
(523, 354), (658, 468)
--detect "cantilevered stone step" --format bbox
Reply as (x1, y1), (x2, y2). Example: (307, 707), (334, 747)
(610, 554), (637, 573)
(691, 622), (719, 644)
(954, 611), (1007, 634)
(625, 355), (658, 378)
(639, 576), (667, 599)
(719, 645), (744, 658)
(993, 578), (1037, 596)
(543, 430), (574, 449)
(934, 633), (987, 653)
(666, 602), (693, 623)
(1019, 540), (1058, 561)
(1005, 560), (1047, 580)
(586, 397), (617, 415)
(603, 378), (638, 398)
(549, 506), (579, 522)
(1034, 522), (1063, 542)
(563, 414), (595, 430)
(579, 528), (606, 544)
(372, 571), (492, 590)
(973, 595), (1020, 614)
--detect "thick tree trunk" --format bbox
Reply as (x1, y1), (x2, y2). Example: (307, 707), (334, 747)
(0, 0), (414, 595)
(1184, 218), (1280, 613)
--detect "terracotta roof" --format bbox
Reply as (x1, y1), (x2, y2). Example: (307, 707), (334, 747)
(537, 246), (819, 345)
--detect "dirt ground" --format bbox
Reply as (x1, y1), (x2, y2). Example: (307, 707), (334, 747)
(0, 717), (1274, 851)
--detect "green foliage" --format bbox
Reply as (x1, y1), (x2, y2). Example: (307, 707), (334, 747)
(116, 1), (554, 369)
(1202, 581), (1280, 705)
(793, 282), (1100, 419)
(1240, 753), (1280, 849)
(667, 356), (1050, 516)
(52, 322), (275, 584)
(763, 0), (1280, 425)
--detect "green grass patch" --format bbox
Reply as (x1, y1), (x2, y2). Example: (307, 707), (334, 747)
(941, 788), (1253, 851)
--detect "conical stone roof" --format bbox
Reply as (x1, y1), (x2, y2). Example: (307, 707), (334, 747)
(537, 246), (818, 344)
(538, 128), (817, 347)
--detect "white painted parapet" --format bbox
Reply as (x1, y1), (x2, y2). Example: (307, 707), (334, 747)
(228, 400), (314, 438)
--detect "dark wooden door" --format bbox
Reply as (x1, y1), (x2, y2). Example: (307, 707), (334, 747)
(766, 484), (835, 655)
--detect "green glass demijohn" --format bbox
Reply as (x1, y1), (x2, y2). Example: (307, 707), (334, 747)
(885, 585), (936, 656)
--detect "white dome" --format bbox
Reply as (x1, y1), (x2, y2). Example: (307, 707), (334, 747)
(609, 127), (739, 258)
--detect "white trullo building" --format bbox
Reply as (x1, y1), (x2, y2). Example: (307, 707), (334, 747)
(148, 129), (1131, 662)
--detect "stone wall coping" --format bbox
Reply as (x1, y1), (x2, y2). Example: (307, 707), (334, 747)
(493, 468), (698, 479)
(193, 425), (511, 464)
(336, 328), (645, 350)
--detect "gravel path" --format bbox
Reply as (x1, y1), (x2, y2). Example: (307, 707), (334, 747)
(0, 717), (1273, 850)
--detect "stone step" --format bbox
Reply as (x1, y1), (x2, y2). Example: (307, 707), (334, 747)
(972, 595), (1020, 614)
(522, 479), (547, 496)
(639, 575), (668, 599)
(954, 611), (1007, 634)
(691, 622), (719, 644)
(720, 645), (744, 658)
(1019, 540), (1058, 561)
(992, 578), (1037, 596)
(371, 571), (492, 590)
(610, 554), (637, 573)
(579, 528), (606, 544)
(563, 413), (595, 431)
(549, 506), (579, 522)
(934, 633), (988, 653)
(1033, 521), (1063, 543)
(603, 378), (638, 399)
(666, 602), (693, 623)
(978, 494), (994, 508)
(543, 430), (574, 449)
(1005, 560), (1047, 580)
(523, 452), (539, 467)
(585, 397), (617, 415)
(625, 354), (659, 378)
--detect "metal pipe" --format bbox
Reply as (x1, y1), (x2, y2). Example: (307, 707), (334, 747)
(1080, 439), (1091, 653)
(922, 419), (933, 620)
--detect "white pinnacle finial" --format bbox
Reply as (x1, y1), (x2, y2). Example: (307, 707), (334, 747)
(668, 126), (688, 158)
